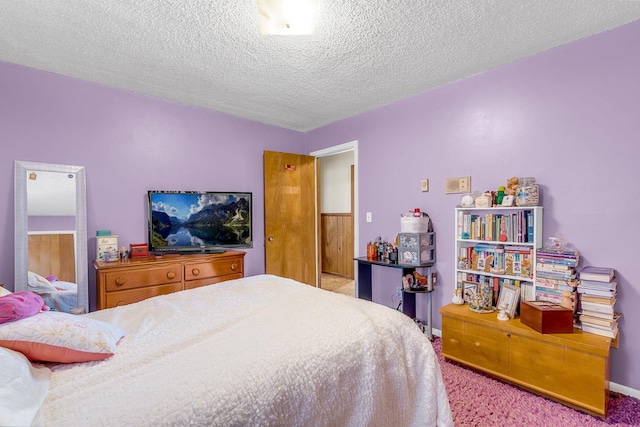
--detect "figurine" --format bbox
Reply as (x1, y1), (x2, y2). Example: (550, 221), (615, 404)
(452, 288), (464, 305)
(496, 186), (505, 205)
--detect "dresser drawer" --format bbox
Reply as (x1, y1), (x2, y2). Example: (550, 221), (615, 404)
(105, 283), (182, 308)
(104, 265), (183, 292)
(184, 257), (244, 282)
(185, 272), (244, 290)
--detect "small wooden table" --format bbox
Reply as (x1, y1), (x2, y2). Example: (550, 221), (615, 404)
(354, 257), (435, 340)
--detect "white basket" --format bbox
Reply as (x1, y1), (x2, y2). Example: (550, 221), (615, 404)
(400, 217), (430, 233)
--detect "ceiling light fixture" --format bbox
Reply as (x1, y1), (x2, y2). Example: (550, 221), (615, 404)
(257, 0), (318, 35)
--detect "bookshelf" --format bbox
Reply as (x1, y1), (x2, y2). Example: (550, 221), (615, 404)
(454, 206), (543, 305)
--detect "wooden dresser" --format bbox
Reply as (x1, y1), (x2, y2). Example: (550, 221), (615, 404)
(440, 303), (611, 418)
(94, 251), (245, 309)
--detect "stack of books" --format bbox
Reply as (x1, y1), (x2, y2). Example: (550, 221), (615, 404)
(534, 249), (580, 308)
(578, 266), (620, 339)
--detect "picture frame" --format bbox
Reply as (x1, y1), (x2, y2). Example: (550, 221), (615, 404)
(497, 283), (521, 319)
(463, 281), (478, 304)
(501, 195), (514, 207)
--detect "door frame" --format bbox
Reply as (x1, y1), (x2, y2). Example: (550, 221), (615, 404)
(310, 140), (359, 284)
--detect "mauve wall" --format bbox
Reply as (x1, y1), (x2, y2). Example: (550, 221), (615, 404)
(0, 61), (304, 307)
(2, 19), (639, 393)
(306, 20), (640, 392)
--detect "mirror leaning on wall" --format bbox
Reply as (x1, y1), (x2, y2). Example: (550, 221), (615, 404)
(14, 160), (88, 313)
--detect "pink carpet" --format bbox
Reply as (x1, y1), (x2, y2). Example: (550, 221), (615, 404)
(430, 337), (640, 426)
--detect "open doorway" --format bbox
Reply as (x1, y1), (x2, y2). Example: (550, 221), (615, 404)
(311, 141), (358, 296)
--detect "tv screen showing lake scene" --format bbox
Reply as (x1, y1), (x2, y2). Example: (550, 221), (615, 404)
(148, 191), (252, 249)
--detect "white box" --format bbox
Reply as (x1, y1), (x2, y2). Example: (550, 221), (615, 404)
(400, 216), (430, 233)
(97, 235), (119, 261)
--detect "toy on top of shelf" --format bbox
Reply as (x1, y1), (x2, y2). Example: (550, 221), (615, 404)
(460, 194), (474, 207)
(544, 233), (568, 250)
(505, 176), (519, 196)
(496, 186), (505, 205)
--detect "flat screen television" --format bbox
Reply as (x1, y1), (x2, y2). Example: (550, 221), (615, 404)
(148, 190), (252, 254)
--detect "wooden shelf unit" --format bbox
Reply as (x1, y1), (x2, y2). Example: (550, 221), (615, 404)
(94, 251), (245, 309)
(439, 303), (611, 418)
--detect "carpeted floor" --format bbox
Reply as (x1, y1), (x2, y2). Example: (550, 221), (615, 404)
(430, 337), (640, 426)
(321, 273), (354, 296)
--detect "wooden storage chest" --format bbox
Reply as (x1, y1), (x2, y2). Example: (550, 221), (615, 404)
(440, 303), (611, 418)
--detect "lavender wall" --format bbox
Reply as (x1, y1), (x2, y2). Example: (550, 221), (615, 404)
(2, 19), (638, 392)
(306, 21), (640, 391)
(0, 61), (304, 308)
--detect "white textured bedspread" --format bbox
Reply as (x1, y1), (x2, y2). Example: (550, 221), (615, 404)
(42, 274), (452, 426)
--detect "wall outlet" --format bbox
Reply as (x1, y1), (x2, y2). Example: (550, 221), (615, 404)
(420, 179), (429, 192)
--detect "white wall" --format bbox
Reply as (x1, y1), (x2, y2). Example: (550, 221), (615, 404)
(320, 151), (353, 213)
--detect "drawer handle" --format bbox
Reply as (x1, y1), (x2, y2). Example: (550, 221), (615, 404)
(116, 301), (126, 306)
(231, 263), (238, 271)
(191, 268), (200, 277)
(167, 271), (176, 279)
(115, 277), (126, 286)
(506, 332), (511, 337)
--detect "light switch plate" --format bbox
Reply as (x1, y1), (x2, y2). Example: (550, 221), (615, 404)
(459, 176), (471, 192)
(420, 179), (429, 192)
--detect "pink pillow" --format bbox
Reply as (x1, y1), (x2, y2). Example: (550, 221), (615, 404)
(0, 312), (126, 363)
(0, 291), (47, 324)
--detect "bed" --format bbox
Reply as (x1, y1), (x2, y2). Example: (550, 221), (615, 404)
(2, 274), (453, 427)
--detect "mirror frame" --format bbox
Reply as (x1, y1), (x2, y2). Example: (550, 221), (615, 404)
(14, 160), (88, 312)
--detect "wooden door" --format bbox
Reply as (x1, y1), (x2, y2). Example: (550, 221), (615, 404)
(264, 151), (317, 286)
(321, 213), (354, 278)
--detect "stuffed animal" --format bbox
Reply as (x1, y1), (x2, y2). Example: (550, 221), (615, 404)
(505, 176), (519, 196)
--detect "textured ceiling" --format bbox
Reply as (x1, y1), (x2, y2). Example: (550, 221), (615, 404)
(1, 1), (640, 132)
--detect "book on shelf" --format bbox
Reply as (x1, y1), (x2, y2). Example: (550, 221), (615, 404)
(580, 294), (615, 305)
(458, 210), (535, 243)
(577, 286), (616, 298)
(580, 300), (615, 314)
(526, 211), (534, 242)
(536, 248), (580, 257)
(580, 322), (618, 339)
(535, 290), (563, 305)
(579, 309), (617, 320)
(536, 280), (576, 293)
(536, 276), (579, 286)
(579, 279), (617, 290)
(536, 250), (579, 266)
(536, 262), (575, 272)
(579, 266), (615, 282)
(579, 312), (621, 328)
(536, 270), (577, 281)
(520, 281), (535, 301)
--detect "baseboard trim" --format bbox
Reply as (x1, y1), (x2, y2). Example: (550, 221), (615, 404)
(611, 382), (640, 399)
(429, 327), (640, 399)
